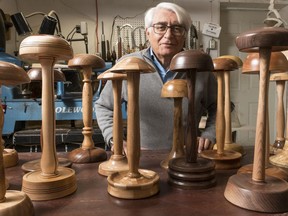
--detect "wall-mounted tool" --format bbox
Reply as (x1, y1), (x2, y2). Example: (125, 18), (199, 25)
(106, 40), (111, 62)
(125, 29), (131, 54)
(189, 24), (198, 50)
(117, 26), (122, 59)
(101, 21), (106, 61)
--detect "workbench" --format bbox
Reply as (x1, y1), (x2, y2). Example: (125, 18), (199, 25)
(5, 146), (286, 216)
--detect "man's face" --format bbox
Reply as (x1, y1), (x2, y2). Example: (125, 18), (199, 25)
(146, 8), (186, 61)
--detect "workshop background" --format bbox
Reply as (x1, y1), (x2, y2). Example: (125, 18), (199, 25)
(1, 0), (288, 150)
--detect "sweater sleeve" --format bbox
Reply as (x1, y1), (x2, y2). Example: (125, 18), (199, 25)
(200, 72), (217, 144)
(95, 80), (115, 144)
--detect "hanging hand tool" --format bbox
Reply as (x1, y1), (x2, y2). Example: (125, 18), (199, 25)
(117, 26), (122, 59)
(126, 29), (131, 54)
(111, 46), (117, 65)
(106, 40), (111, 62)
(101, 21), (106, 61)
(189, 24), (198, 50)
(138, 28), (144, 50)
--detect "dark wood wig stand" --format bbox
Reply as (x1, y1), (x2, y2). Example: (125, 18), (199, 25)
(19, 35), (77, 201)
(167, 50), (216, 189)
(224, 27), (288, 213)
(0, 61), (34, 216)
(68, 54), (107, 163)
(97, 70), (129, 176)
(106, 57), (160, 199)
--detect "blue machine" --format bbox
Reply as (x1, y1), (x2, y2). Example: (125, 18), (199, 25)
(1, 61), (127, 149)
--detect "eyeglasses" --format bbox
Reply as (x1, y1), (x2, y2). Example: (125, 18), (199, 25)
(151, 23), (186, 36)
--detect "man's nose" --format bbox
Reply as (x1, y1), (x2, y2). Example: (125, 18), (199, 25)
(164, 28), (173, 37)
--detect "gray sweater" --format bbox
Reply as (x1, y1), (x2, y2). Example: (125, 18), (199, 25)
(95, 48), (217, 150)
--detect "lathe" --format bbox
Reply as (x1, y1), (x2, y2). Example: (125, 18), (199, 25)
(0, 60), (122, 151)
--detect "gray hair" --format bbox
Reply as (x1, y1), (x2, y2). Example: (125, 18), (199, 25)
(144, 2), (192, 31)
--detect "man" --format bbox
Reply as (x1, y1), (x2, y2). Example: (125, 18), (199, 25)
(95, 2), (217, 152)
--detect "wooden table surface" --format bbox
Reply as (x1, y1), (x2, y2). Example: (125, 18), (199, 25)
(4, 146), (288, 216)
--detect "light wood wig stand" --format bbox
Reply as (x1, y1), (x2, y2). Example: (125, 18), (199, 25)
(237, 52), (288, 181)
(270, 71), (288, 168)
(168, 50), (216, 189)
(68, 54), (107, 163)
(21, 68), (72, 173)
(19, 35), (77, 201)
(98, 70), (129, 176)
(107, 57), (160, 199)
(0, 61), (34, 216)
(224, 27), (288, 213)
(201, 57), (242, 170)
(213, 55), (245, 155)
(160, 79), (187, 169)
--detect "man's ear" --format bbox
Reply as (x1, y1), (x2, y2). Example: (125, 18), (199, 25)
(146, 28), (150, 37)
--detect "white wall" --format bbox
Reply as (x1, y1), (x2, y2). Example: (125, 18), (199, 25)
(0, 0), (221, 59)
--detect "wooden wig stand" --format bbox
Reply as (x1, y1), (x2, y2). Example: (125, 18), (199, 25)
(214, 55), (245, 154)
(3, 147), (18, 168)
(68, 54), (107, 163)
(107, 57), (160, 199)
(270, 72), (288, 150)
(19, 35), (77, 201)
(237, 52), (288, 181)
(201, 57), (242, 170)
(270, 71), (288, 169)
(0, 61), (34, 216)
(98, 70), (129, 176)
(168, 50), (216, 189)
(21, 68), (72, 172)
(224, 27), (288, 213)
(160, 79), (187, 169)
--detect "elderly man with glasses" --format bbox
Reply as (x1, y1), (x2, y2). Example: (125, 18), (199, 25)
(95, 2), (217, 153)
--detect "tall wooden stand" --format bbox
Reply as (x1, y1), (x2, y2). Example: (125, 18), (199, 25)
(98, 70), (129, 176)
(160, 79), (186, 169)
(167, 50), (216, 189)
(224, 27), (288, 213)
(107, 57), (160, 199)
(68, 54), (107, 163)
(201, 58), (242, 169)
(0, 61), (34, 216)
(3, 149), (18, 168)
(21, 68), (72, 172)
(270, 72), (288, 168)
(20, 35), (77, 201)
(237, 52), (288, 181)
(214, 55), (245, 154)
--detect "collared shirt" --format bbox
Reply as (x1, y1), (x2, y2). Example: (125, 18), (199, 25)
(149, 48), (175, 83)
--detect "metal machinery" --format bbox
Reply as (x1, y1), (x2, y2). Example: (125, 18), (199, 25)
(1, 61), (119, 151)
(0, 9), (127, 152)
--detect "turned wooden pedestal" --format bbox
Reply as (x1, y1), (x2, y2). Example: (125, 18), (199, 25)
(3, 148), (18, 168)
(97, 71), (128, 176)
(224, 27), (288, 213)
(0, 61), (34, 215)
(201, 57), (242, 170)
(167, 50), (216, 189)
(214, 55), (245, 154)
(237, 52), (288, 181)
(21, 68), (72, 173)
(160, 79), (186, 169)
(107, 57), (160, 199)
(19, 35), (77, 201)
(269, 72), (288, 169)
(68, 54), (107, 163)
